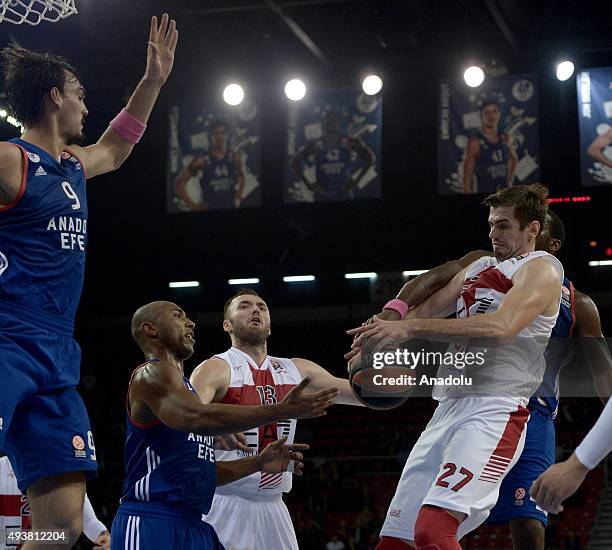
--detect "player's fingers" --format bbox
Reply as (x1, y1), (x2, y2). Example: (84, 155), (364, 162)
(293, 461), (305, 475)
(235, 432), (248, 444)
(269, 436), (288, 450)
(293, 375), (312, 392)
(346, 323), (378, 336)
(287, 443), (309, 452)
(288, 451), (304, 461)
(164, 19), (176, 45)
(169, 29), (179, 52)
(344, 348), (360, 361)
(529, 477), (541, 499)
(157, 13), (169, 41)
(236, 441), (251, 452)
(149, 16), (157, 42)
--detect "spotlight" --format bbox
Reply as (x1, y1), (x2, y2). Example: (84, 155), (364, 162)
(362, 74), (383, 95)
(228, 278), (260, 285)
(283, 275), (315, 282)
(284, 79), (306, 101)
(464, 66), (485, 88)
(0, 109), (7, 118)
(345, 272), (377, 280)
(223, 83), (244, 106)
(169, 281), (200, 288)
(556, 60), (575, 81)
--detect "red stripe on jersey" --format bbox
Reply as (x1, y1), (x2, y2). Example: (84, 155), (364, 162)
(568, 281), (576, 337)
(0, 494), (22, 515)
(461, 266), (513, 314)
(487, 407), (529, 461)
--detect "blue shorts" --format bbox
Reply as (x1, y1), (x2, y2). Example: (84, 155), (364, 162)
(487, 407), (555, 526)
(111, 502), (224, 550)
(0, 309), (97, 491)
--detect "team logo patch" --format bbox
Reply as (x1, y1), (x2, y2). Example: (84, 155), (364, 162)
(0, 251), (8, 277)
(562, 285), (570, 296)
(26, 152), (40, 163)
(61, 152), (71, 160)
(515, 487), (526, 499)
(72, 435), (86, 458)
(389, 509), (401, 517)
(270, 360), (287, 373)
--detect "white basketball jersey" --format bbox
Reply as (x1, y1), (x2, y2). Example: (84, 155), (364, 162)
(434, 251), (564, 403)
(0, 457), (30, 549)
(213, 347), (302, 498)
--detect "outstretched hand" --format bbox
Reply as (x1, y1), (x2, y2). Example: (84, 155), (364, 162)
(145, 14), (179, 86)
(279, 376), (338, 419)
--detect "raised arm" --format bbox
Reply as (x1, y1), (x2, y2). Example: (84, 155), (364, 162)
(292, 358), (363, 406)
(349, 258), (561, 347)
(130, 361), (338, 435)
(574, 290), (612, 404)
(175, 155), (206, 210)
(70, 14), (178, 179)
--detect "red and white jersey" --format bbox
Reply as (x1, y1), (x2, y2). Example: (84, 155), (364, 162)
(435, 251), (564, 403)
(0, 457), (31, 549)
(213, 347), (302, 498)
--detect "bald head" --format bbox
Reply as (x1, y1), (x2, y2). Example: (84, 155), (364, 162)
(131, 301), (175, 349)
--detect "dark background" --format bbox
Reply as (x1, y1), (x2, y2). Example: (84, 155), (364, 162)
(1, 1), (611, 548)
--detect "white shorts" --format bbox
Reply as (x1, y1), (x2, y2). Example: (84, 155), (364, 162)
(380, 396), (529, 542)
(204, 492), (298, 550)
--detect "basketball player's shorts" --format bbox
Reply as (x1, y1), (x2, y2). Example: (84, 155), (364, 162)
(0, 305), (97, 491)
(111, 502), (224, 550)
(487, 406), (554, 526)
(204, 492), (298, 550)
(380, 396), (530, 542)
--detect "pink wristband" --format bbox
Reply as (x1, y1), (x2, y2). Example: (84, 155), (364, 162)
(383, 299), (409, 319)
(109, 109), (147, 144)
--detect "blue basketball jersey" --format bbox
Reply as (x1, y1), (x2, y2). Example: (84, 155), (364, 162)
(0, 139), (87, 331)
(314, 138), (352, 197)
(530, 277), (576, 417)
(475, 131), (510, 193)
(201, 150), (238, 209)
(120, 364), (217, 514)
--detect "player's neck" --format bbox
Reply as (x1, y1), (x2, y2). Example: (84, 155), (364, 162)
(482, 126), (498, 140)
(21, 125), (67, 161)
(143, 347), (184, 374)
(211, 146), (227, 158)
(233, 340), (267, 367)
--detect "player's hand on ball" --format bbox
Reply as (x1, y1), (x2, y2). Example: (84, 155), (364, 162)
(258, 436), (308, 475)
(145, 14), (179, 86)
(94, 530), (110, 549)
(279, 376), (338, 419)
(347, 315), (412, 351)
(215, 432), (250, 452)
(529, 453), (590, 514)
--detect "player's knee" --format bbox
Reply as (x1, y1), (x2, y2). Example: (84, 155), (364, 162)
(510, 517), (545, 550)
(376, 536), (416, 549)
(414, 506), (461, 550)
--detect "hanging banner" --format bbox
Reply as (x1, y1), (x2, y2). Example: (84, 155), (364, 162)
(577, 67), (612, 186)
(438, 74), (540, 195)
(167, 100), (261, 212)
(285, 89), (382, 203)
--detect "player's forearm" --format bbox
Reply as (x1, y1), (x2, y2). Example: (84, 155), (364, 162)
(406, 313), (507, 341)
(193, 403), (290, 436)
(216, 456), (261, 486)
(575, 398), (612, 469)
(587, 146), (612, 169)
(82, 495), (108, 543)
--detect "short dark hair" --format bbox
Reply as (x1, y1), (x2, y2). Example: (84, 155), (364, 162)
(223, 288), (261, 319)
(547, 209), (565, 247)
(480, 100), (500, 113)
(483, 184), (549, 231)
(0, 46), (82, 126)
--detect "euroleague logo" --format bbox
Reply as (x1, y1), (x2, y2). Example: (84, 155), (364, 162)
(0, 251), (8, 277)
(515, 487), (526, 500)
(72, 434), (86, 458)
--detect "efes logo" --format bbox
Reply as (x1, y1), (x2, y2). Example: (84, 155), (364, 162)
(26, 152), (40, 163)
(0, 251), (8, 277)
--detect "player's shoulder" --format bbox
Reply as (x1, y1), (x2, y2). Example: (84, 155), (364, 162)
(0, 141), (22, 163)
(191, 356), (231, 378)
(132, 360), (183, 391)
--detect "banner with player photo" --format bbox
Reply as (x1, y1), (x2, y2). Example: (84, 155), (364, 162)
(167, 101), (261, 212)
(577, 67), (612, 186)
(285, 89), (382, 203)
(438, 75), (540, 195)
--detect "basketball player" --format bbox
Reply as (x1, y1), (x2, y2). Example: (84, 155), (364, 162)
(463, 100), (517, 194)
(348, 210), (611, 550)
(587, 126), (612, 169)
(111, 300), (335, 549)
(0, 454), (110, 549)
(531, 398), (612, 514)
(348, 185), (563, 549)
(0, 14), (177, 548)
(189, 289), (364, 550)
(291, 111), (373, 201)
(175, 120), (246, 210)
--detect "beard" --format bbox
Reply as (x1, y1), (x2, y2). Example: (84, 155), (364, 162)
(231, 321), (269, 346)
(66, 130), (85, 146)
